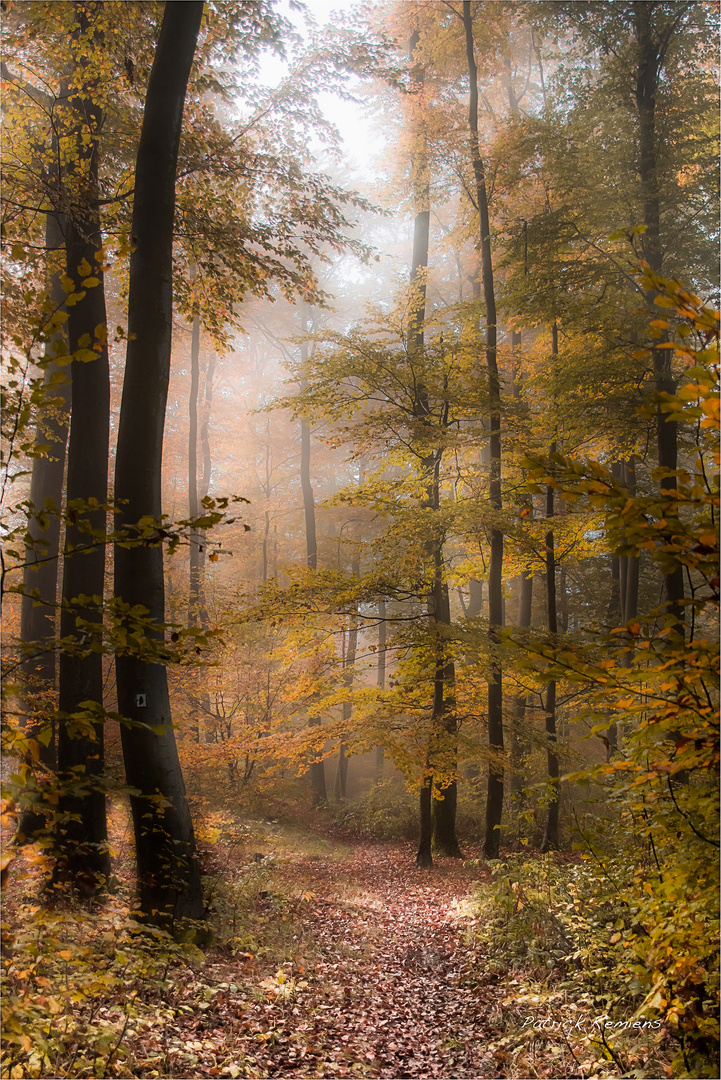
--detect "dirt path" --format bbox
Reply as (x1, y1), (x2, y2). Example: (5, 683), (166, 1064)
(201, 841), (497, 1079)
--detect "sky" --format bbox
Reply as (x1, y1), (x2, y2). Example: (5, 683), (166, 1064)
(256, 0), (385, 179)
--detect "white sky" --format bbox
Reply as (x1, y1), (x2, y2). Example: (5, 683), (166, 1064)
(256, 0), (383, 178)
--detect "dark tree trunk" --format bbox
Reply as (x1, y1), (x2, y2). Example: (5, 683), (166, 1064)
(20, 205), (67, 745)
(16, 170), (69, 843)
(299, 363), (327, 806)
(431, 548), (462, 858)
(540, 454), (559, 852)
(509, 334), (531, 807)
(54, 28), (111, 890)
(335, 557), (359, 802)
(374, 597), (387, 778)
(405, 25), (445, 868)
(113, 0), (205, 927)
(463, 0), (504, 859)
(634, 2), (684, 631)
(509, 569), (533, 805)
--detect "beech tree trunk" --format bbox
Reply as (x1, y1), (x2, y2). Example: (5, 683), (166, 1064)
(113, 0), (205, 927)
(540, 444), (559, 852)
(16, 165), (69, 843)
(300, 361), (327, 806)
(374, 598), (386, 778)
(335, 555), (359, 803)
(634, 3), (684, 631)
(405, 25), (452, 868)
(509, 569), (533, 805)
(188, 309), (208, 631)
(463, 0), (504, 859)
(54, 20), (111, 891)
(431, 537), (462, 858)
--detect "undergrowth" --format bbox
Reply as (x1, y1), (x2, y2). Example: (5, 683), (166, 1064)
(461, 853), (682, 1079)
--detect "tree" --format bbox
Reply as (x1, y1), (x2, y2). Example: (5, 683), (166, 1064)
(461, 0), (505, 859)
(54, 3), (113, 891)
(113, 0), (205, 927)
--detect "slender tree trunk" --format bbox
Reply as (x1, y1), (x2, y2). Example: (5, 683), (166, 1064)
(188, 309), (208, 630)
(404, 24), (439, 868)
(300, 364), (327, 806)
(634, 3), (684, 631)
(374, 598), (386, 778)
(463, 0), (504, 859)
(622, 458), (640, 624)
(16, 188), (69, 845)
(54, 30), (111, 891)
(113, 0), (205, 927)
(509, 332), (531, 807)
(540, 452), (559, 852)
(509, 569), (533, 805)
(2, 73), (69, 828)
(19, 191), (68, 781)
(431, 539), (462, 857)
(335, 557), (359, 803)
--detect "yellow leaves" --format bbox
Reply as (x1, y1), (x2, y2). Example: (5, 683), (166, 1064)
(700, 397), (719, 429)
(632, 348), (651, 359)
(81, 276), (100, 288)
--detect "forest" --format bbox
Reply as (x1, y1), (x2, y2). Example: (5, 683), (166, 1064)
(0, 1), (718, 1078)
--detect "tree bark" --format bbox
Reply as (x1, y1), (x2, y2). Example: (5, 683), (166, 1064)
(335, 555), (359, 802)
(113, 0), (205, 927)
(633, 2), (685, 631)
(188, 308), (208, 631)
(54, 15), (111, 891)
(509, 569), (533, 805)
(299, 359), (327, 806)
(20, 196), (68, 760)
(16, 153), (69, 843)
(463, 0), (504, 860)
(374, 598), (386, 779)
(540, 446), (559, 852)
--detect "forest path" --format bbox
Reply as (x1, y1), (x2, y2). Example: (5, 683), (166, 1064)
(204, 839), (501, 1079)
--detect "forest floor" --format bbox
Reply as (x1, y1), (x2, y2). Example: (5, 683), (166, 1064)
(3, 813), (672, 1079)
(124, 821), (644, 1080)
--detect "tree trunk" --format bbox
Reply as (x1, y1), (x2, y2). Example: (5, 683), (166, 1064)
(20, 203), (67, 745)
(463, 0), (504, 859)
(188, 308), (208, 631)
(466, 577), (483, 617)
(335, 556), (359, 802)
(299, 362), (327, 806)
(431, 544), (462, 858)
(634, 3), (684, 631)
(622, 458), (639, 624)
(113, 0), (205, 927)
(16, 174), (69, 845)
(374, 598), (386, 778)
(540, 449), (559, 852)
(509, 569), (533, 805)
(54, 24), (111, 891)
